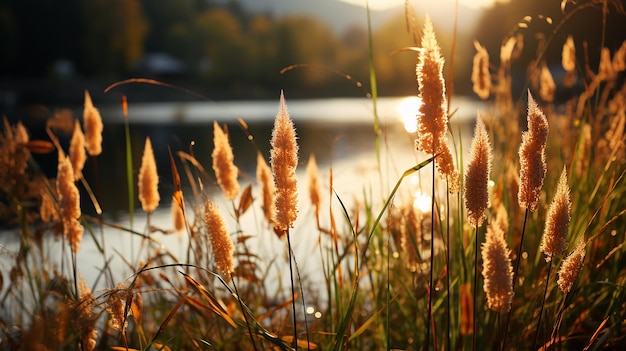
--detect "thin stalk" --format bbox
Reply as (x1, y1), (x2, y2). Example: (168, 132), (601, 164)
(232, 275), (259, 351)
(533, 261), (554, 350)
(365, 0), (381, 170)
(426, 159), (436, 350)
(472, 225), (479, 351)
(286, 230), (298, 349)
(501, 208), (530, 351)
(387, 215), (391, 351)
(289, 241), (311, 350)
(550, 292), (568, 345)
(446, 188), (451, 351)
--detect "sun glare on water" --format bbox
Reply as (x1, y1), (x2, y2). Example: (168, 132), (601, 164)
(397, 96), (421, 133)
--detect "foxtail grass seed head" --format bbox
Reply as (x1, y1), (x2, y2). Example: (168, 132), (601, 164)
(401, 206), (423, 272)
(257, 152), (275, 225)
(40, 186), (58, 223)
(212, 121), (240, 200)
(307, 154), (321, 217)
(562, 35), (576, 73)
(69, 119), (87, 181)
(270, 91), (299, 232)
(464, 116), (492, 227)
(204, 200), (235, 280)
(557, 239), (586, 294)
(415, 14), (448, 156)
(415, 15), (459, 191)
(481, 221), (514, 313)
(78, 275), (97, 351)
(138, 137), (160, 213)
(539, 63), (556, 103)
(540, 167), (571, 261)
(171, 192), (185, 234)
(83, 90), (103, 156)
(57, 157), (83, 253)
(500, 36), (517, 66)
(518, 91), (549, 212)
(472, 41), (491, 100)
(107, 285), (132, 332)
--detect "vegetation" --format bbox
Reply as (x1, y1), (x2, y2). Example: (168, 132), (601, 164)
(0, 1), (625, 350)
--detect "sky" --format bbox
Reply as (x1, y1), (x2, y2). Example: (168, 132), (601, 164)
(338, 0), (510, 10)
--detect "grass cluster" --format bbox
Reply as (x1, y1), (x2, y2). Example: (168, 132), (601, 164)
(1, 2), (625, 351)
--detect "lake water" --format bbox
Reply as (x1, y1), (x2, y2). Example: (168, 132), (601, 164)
(2, 95), (485, 309)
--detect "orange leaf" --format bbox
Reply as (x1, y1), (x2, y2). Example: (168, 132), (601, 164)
(21, 140), (55, 154)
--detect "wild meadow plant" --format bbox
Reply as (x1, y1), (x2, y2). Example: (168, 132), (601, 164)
(0, 2), (625, 351)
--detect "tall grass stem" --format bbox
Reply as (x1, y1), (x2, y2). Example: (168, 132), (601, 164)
(533, 261), (553, 350)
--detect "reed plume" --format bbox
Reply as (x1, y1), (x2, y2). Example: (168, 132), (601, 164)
(539, 167), (570, 262)
(518, 91), (549, 212)
(539, 63), (556, 103)
(138, 137), (160, 213)
(306, 154), (321, 221)
(212, 121), (240, 200)
(613, 41), (626, 72)
(562, 35), (576, 88)
(77, 276), (98, 351)
(464, 116), (492, 227)
(106, 285), (132, 332)
(270, 91), (299, 232)
(171, 192), (185, 234)
(57, 157), (83, 253)
(415, 14), (459, 191)
(83, 90), (103, 156)
(471, 41), (491, 100)
(69, 119), (87, 181)
(557, 239), (586, 294)
(256, 152), (275, 225)
(481, 220), (514, 313)
(204, 199), (235, 280)
(40, 185), (58, 224)
(401, 205), (423, 272)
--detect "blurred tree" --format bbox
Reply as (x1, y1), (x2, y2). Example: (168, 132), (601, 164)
(81, 0), (149, 75)
(195, 8), (246, 85)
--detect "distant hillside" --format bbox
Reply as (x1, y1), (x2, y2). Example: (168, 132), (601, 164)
(235, 0), (403, 34)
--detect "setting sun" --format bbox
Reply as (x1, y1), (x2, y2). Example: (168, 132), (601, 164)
(397, 96), (421, 133)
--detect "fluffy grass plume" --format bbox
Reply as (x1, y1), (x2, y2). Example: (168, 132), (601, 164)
(557, 239), (586, 294)
(472, 41), (491, 100)
(138, 137), (160, 213)
(212, 121), (240, 200)
(69, 119), (87, 181)
(256, 152), (275, 226)
(562, 35), (576, 87)
(539, 167), (571, 262)
(57, 157), (83, 253)
(464, 115), (492, 227)
(77, 276), (98, 351)
(306, 153), (321, 220)
(539, 63), (556, 103)
(415, 14), (459, 191)
(83, 90), (103, 156)
(518, 91), (549, 212)
(204, 199), (235, 280)
(171, 192), (185, 234)
(270, 91), (299, 232)
(481, 220), (514, 313)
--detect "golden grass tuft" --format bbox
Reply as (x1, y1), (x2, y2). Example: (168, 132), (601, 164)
(212, 121), (240, 200)
(138, 137), (160, 213)
(481, 220), (514, 313)
(56, 157), (83, 253)
(83, 90), (103, 157)
(518, 91), (549, 212)
(204, 199), (235, 280)
(471, 41), (491, 100)
(415, 15), (459, 191)
(270, 91), (299, 232)
(464, 115), (492, 227)
(69, 119), (87, 181)
(306, 153), (321, 220)
(539, 167), (571, 262)
(557, 238), (586, 294)
(256, 152), (275, 226)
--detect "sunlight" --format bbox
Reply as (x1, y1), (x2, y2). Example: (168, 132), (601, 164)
(337, 0), (509, 10)
(397, 96), (421, 133)
(413, 191), (432, 213)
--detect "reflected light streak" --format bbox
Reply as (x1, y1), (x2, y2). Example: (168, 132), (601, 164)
(398, 96), (421, 133)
